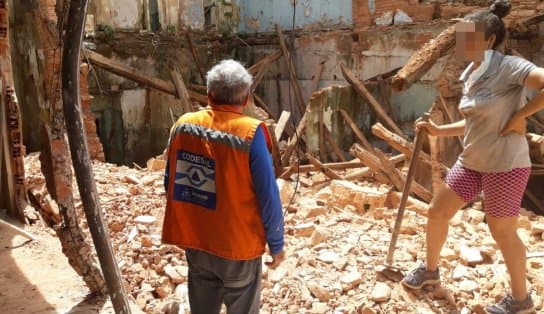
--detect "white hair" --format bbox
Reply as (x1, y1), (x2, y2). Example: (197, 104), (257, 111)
(206, 59), (253, 105)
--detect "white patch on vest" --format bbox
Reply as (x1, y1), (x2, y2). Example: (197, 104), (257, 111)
(173, 150), (216, 209)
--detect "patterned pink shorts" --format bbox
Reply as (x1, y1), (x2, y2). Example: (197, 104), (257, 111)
(445, 163), (530, 218)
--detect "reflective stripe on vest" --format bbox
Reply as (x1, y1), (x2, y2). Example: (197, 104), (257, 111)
(172, 123), (252, 152)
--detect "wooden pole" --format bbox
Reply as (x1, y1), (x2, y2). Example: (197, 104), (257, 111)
(61, 1), (131, 312)
(275, 111), (292, 140)
(282, 109), (308, 166)
(276, 24), (306, 116)
(437, 95), (463, 148)
(170, 69), (193, 113)
(306, 154), (343, 180)
(341, 64), (407, 139)
(339, 109), (373, 151)
(250, 50), (283, 90)
(344, 154), (405, 180)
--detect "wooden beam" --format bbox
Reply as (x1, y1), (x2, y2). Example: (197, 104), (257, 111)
(275, 111), (291, 140)
(250, 50), (283, 90)
(391, 25), (456, 92)
(281, 160), (364, 176)
(322, 123), (346, 162)
(437, 95), (463, 148)
(83, 48), (208, 104)
(184, 28), (206, 84)
(306, 154), (343, 180)
(372, 122), (449, 174)
(339, 109), (373, 151)
(266, 123), (283, 178)
(170, 69), (193, 113)
(282, 109), (308, 166)
(276, 24), (306, 115)
(341, 64), (407, 139)
(344, 154), (405, 180)
(0, 87), (17, 216)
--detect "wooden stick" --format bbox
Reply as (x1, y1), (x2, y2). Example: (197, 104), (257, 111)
(372, 122), (449, 173)
(306, 154), (343, 180)
(340, 109), (373, 151)
(344, 154), (405, 181)
(185, 28), (206, 84)
(276, 24), (306, 115)
(0, 218), (36, 241)
(282, 109), (308, 166)
(275, 111), (291, 140)
(248, 50), (283, 75)
(252, 93), (277, 121)
(282, 160), (364, 175)
(311, 60), (325, 94)
(322, 124), (346, 162)
(170, 69), (193, 113)
(341, 64), (407, 139)
(437, 95), (463, 148)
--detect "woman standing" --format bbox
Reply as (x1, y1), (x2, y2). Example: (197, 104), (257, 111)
(401, 1), (544, 313)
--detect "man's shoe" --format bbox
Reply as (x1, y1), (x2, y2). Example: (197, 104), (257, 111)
(401, 263), (440, 289)
(485, 294), (535, 314)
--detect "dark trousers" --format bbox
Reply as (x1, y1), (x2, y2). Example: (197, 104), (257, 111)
(185, 249), (262, 314)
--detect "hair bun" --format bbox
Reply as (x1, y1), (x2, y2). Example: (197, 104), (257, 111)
(490, 0), (512, 19)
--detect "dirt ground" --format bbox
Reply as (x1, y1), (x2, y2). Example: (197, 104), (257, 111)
(0, 217), (115, 314)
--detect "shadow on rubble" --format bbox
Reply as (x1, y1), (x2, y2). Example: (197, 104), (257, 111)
(65, 292), (108, 314)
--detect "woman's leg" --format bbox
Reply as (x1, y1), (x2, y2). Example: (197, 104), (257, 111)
(426, 182), (466, 271)
(487, 216), (527, 300)
(482, 167), (531, 302)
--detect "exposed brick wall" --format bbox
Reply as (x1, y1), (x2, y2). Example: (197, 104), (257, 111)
(80, 63), (105, 161)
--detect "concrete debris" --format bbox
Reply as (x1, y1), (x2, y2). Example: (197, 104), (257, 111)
(375, 11), (394, 26)
(394, 9), (413, 25)
(22, 154), (544, 313)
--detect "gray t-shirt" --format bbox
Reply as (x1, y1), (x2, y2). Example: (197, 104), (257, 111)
(458, 51), (536, 173)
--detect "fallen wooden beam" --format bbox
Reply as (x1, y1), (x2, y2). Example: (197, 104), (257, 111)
(341, 64), (406, 138)
(437, 95), (463, 148)
(267, 123), (283, 178)
(322, 124), (346, 162)
(250, 50), (283, 90)
(340, 109), (373, 151)
(83, 48), (208, 104)
(306, 154), (343, 180)
(344, 154), (405, 180)
(391, 25), (456, 92)
(275, 111), (292, 140)
(372, 122), (449, 174)
(280, 160), (365, 178)
(276, 24), (306, 115)
(184, 28), (206, 84)
(282, 108), (308, 166)
(352, 144), (432, 202)
(170, 69), (193, 113)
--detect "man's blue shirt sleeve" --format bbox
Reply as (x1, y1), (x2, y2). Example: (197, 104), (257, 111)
(250, 125), (284, 255)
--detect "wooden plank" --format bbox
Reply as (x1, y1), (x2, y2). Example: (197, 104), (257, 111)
(276, 24), (306, 115)
(341, 64), (407, 139)
(322, 123), (346, 162)
(344, 154), (405, 180)
(170, 69), (193, 113)
(83, 48), (208, 104)
(306, 154), (343, 180)
(339, 109), (373, 151)
(282, 109), (308, 166)
(275, 111), (292, 140)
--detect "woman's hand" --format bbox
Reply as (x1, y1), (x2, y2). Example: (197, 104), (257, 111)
(415, 118), (441, 136)
(500, 114), (527, 136)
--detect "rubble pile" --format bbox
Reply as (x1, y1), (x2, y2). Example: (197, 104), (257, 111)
(24, 154), (544, 314)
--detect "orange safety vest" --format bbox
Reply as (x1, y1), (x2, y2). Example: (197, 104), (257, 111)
(161, 107), (271, 260)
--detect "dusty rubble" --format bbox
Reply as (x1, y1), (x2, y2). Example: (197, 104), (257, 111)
(24, 153), (544, 314)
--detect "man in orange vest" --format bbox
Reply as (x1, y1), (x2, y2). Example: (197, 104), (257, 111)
(162, 59), (285, 314)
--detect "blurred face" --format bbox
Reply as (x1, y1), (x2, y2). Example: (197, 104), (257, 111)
(455, 22), (494, 62)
